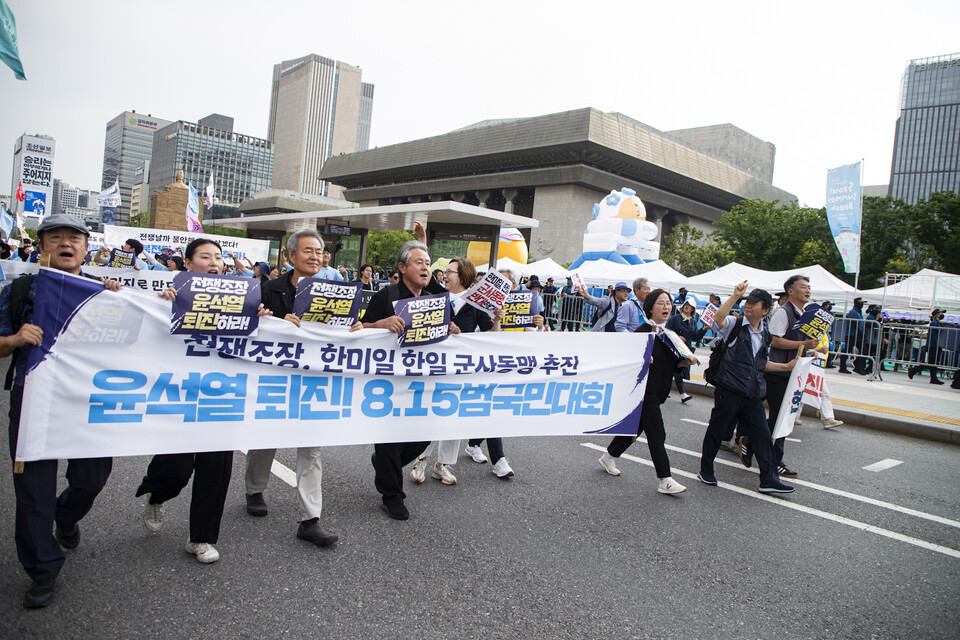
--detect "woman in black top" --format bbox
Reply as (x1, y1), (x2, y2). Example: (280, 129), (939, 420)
(598, 289), (696, 494)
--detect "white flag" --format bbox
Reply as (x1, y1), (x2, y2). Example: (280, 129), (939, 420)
(205, 172), (216, 209)
(97, 180), (121, 208)
(771, 356), (815, 440)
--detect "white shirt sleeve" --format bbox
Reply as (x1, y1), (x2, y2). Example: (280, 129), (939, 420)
(767, 307), (789, 337)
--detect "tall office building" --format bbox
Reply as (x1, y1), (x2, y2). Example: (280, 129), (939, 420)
(267, 54), (374, 198)
(149, 114), (273, 212)
(889, 52), (960, 204)
(101, 111), (173, 224)
(11, 133), (55, 219)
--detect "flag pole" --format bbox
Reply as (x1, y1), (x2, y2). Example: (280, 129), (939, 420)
(854, 159), (864, 292)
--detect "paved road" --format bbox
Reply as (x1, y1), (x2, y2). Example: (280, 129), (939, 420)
(2, 390), (958, 639)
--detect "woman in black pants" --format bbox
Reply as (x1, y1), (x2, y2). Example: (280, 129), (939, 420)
(598, 289), (696, 494)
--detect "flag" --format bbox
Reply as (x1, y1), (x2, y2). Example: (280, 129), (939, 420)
(0, 0), (25, 80)
(97, 180), (121, 208)
(15, 180), (25, 201)
(185, 181), (203, 233)
(825, 161), (862, 274)
(771, 356), (815, 439)
(0, 203), (13, 238)
(205, 172), (215, 210)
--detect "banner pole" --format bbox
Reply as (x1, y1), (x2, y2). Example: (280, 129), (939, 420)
(854, 158), (864, 292)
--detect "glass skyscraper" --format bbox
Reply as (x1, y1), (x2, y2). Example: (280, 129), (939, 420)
(101, 111), (172, 224)
(889, 52), (960, 204)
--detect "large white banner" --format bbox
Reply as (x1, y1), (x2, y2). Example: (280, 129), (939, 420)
(103, 224), (269, 263)
(1, 260), (175, 292)
(15, 269), (654, 461)
(771, 356), (815, 439)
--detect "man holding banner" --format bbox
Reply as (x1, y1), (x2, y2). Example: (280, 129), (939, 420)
(244, 229), (339, 548)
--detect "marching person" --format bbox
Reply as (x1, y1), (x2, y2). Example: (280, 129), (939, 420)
(598, 289), (694, 494)
(136, 238), (270, 564)
(697, 281), (798, 494)
(243, 229), (340, 547)
(615, 277), (650, 332)
(1, 215), (120, 607)
(581, 281), (629, 332)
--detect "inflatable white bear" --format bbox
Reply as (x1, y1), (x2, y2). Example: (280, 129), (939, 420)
(568, 188), (659, 269)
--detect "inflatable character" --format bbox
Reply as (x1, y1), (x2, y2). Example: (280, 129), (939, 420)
(567, 188), (659, 269)
(467, 227), (528, 267)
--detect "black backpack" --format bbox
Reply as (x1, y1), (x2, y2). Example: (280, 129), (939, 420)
(703, 316), (745, 386)
(4, 274), (35, 390)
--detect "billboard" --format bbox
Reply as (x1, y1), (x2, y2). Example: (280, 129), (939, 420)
(13, 134), (55, 219)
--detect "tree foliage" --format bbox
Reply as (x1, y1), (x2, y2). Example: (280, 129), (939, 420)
(658, 224), (733, 276)
(124, 211), (150, 228)
(366, 230), (415, 270)
(914, 191), (960, 275)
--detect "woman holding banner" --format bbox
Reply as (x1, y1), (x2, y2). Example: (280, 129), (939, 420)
(598, 289), (695, 494)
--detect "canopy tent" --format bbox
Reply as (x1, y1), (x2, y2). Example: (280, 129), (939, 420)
(522, 258), (569, 281)
(568, 259), (685, 289)
(675, 262), (857, 301)
(857, 268), (960, 321)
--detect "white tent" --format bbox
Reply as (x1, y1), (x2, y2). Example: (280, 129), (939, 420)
(858, 268), (960, 319)
(523, 258), (569, 281)
(676, 262), (857, 301)
(569, 259), (685, 288)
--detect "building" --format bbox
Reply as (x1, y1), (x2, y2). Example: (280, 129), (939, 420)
(267, 54), (374, 198)
(101, 111), (173, 224)
(317, 107), (796, 263)
(149, 114), (274, 216)
(11, 133), (55, 218)
(889, 52), (960, 204)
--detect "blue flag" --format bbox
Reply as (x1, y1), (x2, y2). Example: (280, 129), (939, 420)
(0, 203), (13, 238)
(825, 161), (862, 274)
(185, 181), (203, 233)
(0, 1), (25, 80)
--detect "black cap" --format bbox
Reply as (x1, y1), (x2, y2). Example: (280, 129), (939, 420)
(853, 297), (864, 304)
(744, 288), (773, 309)
(527, 276), (542, 289)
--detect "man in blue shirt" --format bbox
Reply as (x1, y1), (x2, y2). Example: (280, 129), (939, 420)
(616, 277), (650, 332)
(316, 248), (344, 281)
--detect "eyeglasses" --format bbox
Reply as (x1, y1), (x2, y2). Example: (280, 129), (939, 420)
(444, 269), (458, 275)
(654, 300), (673, 308)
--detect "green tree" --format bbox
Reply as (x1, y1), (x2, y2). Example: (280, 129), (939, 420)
(914, 191), (960, 274)
(366, 229), (414, 270)
(124, 211), (150, 228)
(857, 196), (922, 287)
(659, 224), (733, 276)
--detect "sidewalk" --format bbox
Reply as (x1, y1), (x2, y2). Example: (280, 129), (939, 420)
(685, 360), (960, 446)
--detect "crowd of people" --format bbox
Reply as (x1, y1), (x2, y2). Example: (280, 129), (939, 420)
(1, 215), (956, 609)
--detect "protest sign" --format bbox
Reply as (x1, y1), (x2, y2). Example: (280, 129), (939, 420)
(293, 278), (361, 326)
(792, 304), (835, 341)
(170, 272), (260, 336)
(502, 290), (537, 329)
(570, 272), (586, 293)
(700, 303), (719, 328)
(771, 356), (816, 439)
(15, 268), (655, 461)
(463, 270), (511, 316)
(394, 292), (451, 346)
(658, 327), (696, 361)
(107, 248), (136, 269)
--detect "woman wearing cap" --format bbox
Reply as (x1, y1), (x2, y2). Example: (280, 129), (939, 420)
(598, 289), (696, 494)
(135, 238), (271, 564)
(666, 298), (705, 403)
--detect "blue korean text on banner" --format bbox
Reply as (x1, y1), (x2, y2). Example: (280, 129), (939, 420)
(107, 248), (136, 269)
(393, 292), (451, 347)
(503, 290), (537, 329)
(293, 278), (362, 326)
(0, 203), (13, 238)
(0, 0), (25, 80)
(825, 161), (862, 274)
(792, 304), (835, 341)
(185, 181), (204, 233)
(170, 272), (260, 336)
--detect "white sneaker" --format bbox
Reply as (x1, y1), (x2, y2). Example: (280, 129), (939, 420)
(657, 477), (687, 494)
(464, 445), (488, 464)
(143, 496), (164, 533)
(492, 457), (514, 478)
(430, 463), (457, 485)
(719, 439), (737, 453)
(410, 457), (428, 484)
(822, 418), (843, 429)
(680, 393), (692, 403)
(184, 541), (220, 564)
(598, 454), (621, 476)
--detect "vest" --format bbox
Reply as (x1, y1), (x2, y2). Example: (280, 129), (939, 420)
(716, 322), (771, 400)
(767, 303), (802, 378)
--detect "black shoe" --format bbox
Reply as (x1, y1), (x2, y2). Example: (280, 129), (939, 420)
(951, 380), (960, 390)
(296, 519), (338, 547)
(23, 578), (55, 608)
(379, 501), (409, 520)
(853, 369), (867, 376)
(697, 471), (718, 486)
(738, 436), (753, 469)
(908, 367), (917, 380)
(777, 464), (799, 478)
(759, 480), (795, 494)
(246, 492), (268, 517)
(838, 369), (852, 374)
(55, 523), (79, 550)
(931, 378), (944, 385)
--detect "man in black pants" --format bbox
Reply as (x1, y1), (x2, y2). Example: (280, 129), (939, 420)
(361, 240), (458, 520)
(698, 281), (797, 494)
(0, 215), (119, 608)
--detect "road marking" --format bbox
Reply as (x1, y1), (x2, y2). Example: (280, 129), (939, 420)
(239, 450), (297, 487)
(581, 443), (960, 559)
(786, 437), (802, 443)
(680, 418), (799, 442)
(581, 441), (960, 530)
(863, 458), (904, 472)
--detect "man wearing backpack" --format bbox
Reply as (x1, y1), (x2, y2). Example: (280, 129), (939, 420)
(697, 281), (798, 495)
(615, 277), (651, 332)
(580, 281), (630, 332)
(0, 215), (120, 608)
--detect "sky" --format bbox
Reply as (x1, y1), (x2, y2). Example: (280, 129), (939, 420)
(2, 0), (959, 209)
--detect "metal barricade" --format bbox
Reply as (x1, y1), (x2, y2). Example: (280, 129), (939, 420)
(544, 290), (599, 331)
(828, 316), (884, 381)
(879, 321), (959, 383)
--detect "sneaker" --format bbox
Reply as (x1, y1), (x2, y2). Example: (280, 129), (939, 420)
(430, 462), (457, 485)
(907, 367), (917, 380)
(143, 497), (164, 533)
(822, 418), (843, 429)
(246, 492), (268, 517)
(759, 480), (795, 494)
(719, 439), (737, 452)
(777, 464), (799, 478)
(492, 457), (515, 478)
(22, 578), (55, 609)
(930, 378), (944, 385)
(380, 500), (409, 520)
(838, 369), (852, 374)
(598, 454), (621, 476)
(410, 457), (428, 484)
(738, 436), (753, 469)
(55, 522), (80, 550)
(680, 393), (692, 403)
(184, 541), (220, 564)
(657, 477), (687, 494)
(697, 471), (718, 486)
(464, 444), (488, 464)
